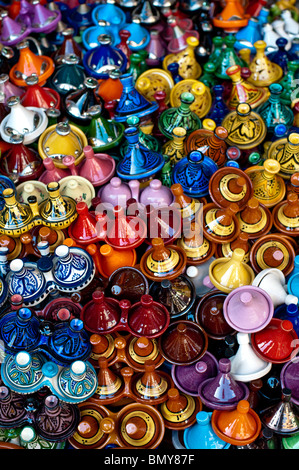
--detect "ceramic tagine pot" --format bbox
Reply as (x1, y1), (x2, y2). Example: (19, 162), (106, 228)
(202, 202), (240, 245)
(0, 96), (48, 146)
(38, 121), (88, 170)
(158, 91), (202, 140)
(149, 274), (196, 320)
(198, 358), (250, 410)
(105, 266), (149, 304)
(212, 0), (249, 32)
(140, 237), (187, 282)
(184, 126), (228, 168)
(172, 150), (218, 199)
(113, 72), (158, 122)
(82, 34), (128, 80)
(158, 385), (202, 431)
(208, 248), (255, 294)
(245, 159), (286, 208)
(184, 411), (231, 449)
(63, 77), (103, 128)
(236, 197), (273, 240)
(251, 318), (299, 364)
(0, 134), (44, 184)
(116, 126), (165, 182)
(63, 145), (116, 188)
(247, 40), (283, 87)
(9, 40), (55, 87)
(228, 332), (272, 383)
(225, 64), (269, 111)
(80, 291), (170, 339)
(249, 234), (295, 276)
(104, 205), (147, 251)
(259, 388), (299, 436)
(221, 103), (267, 150)
(177, 221), (216, 267)
(169, 80), (212, 120)
(222, 285), (274, 334)
(158, 320), (208, 366)
(256, 83), (294, 133)
(20, 75), (60, 110)
(211, 400), (262, 446)
(266, 133), (299, 180)
(97, 177), (139, 208)
(171, 350), (219, 397)
(272, 192), (299, 237)
(252, 267), (298, 309)
(208, 166), (254, 210)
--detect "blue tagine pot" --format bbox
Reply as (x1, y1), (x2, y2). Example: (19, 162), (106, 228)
(122, 16), (150, 51)
(1, 350), (98, 404)
(91, 0), (126, 29)
(83, 34), (127, 79)
(172, 150), (218, 198)
(82, 21), (121, 50)
(117, 126), (165, 181)
(184, 411), (231, 449)
(114, 73), (158, 122)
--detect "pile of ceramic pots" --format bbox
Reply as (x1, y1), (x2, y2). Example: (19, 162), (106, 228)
(1, 0), (299, 452)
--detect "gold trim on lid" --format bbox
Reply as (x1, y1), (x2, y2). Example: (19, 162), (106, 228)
(73, 409), (105, 446)
(255, 241), (289, 271)
(237, 207), (268, 234)
(120, 411), (155, 446)
(222, 104), (267, 149)
(205, 208), (236, 237)
(277, 205), (299, 228)
(146, 248), (180, 274)
(160, 394), (196, 423)
(220, 242), (250, 263)
(178, 236), (210, 259)
(90, 334), (115, 362)
(219, 174), (247, 202)
(95, 376), (123, 397)
(128, 337), (159, 365)
(135, 376), (168, 398)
